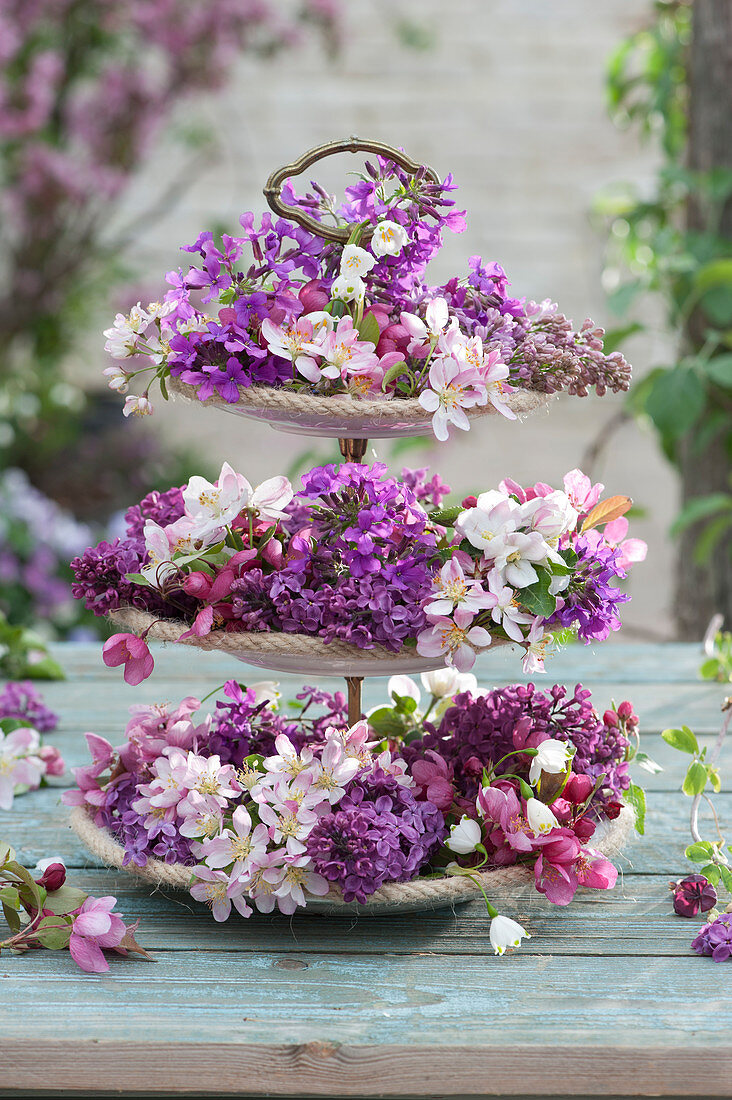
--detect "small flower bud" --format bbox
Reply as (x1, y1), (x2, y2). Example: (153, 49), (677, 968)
(564, 773), (594, 804)
(603, 709), (619, 728)
(461, 496), (478, 508)
(36, 862), (66, 892)
(604, 800), (622, 820)
(617, 700), (634, 720)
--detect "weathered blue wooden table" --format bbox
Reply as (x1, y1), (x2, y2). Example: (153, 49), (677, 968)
(3, 642), (732, 1098)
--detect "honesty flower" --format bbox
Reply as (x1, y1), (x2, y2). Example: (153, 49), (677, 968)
(445, 815), (482, 854)
(417, 608), (492, 672)
(371, 219), (409, 257)
(489, 914), (530, 956)
(529, 739), (573, 784)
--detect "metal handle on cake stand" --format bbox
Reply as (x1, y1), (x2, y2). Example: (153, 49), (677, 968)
(264, 139), (440, 725)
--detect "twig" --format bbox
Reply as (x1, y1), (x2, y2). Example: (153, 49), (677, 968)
(690, 699), (731, 843)
(581, 408), (631, 477)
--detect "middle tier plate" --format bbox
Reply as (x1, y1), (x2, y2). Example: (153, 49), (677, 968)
(169, 376), (555, 438)
(111, 607), (514, 677)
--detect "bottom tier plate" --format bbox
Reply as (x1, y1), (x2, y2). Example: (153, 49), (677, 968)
(111, 607), (513, 677)
(69, 805), (634, 917)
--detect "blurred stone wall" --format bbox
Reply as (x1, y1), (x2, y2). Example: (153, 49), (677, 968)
(96, 0), (680, 640)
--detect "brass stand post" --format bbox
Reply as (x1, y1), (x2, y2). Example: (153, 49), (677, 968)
(346, 676), (364, 726)
(339, 437), (368, 463)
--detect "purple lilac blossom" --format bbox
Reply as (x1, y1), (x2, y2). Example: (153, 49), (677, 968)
(548, 537), (630, 643)
(691, 914), (732, 962)
(403, 683), (630, 811)
(0, 680), (58, 732)
(306, 766), (446, 902)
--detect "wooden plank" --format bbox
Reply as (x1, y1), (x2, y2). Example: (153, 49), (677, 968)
(28, 869), (703, 958)
(2, 1039), (732, 1097)
(2, 952), (731, 1053)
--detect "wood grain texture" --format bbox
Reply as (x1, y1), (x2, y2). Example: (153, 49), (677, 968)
(2, 642), (731, 1098)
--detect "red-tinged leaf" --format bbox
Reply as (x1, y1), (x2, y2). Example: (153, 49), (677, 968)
(580, 495), (633, 533)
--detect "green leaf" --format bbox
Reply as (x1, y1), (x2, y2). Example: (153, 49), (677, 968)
(428, 505), (463, 527)
(699, 657), (724, 681)
(0, 886), (20, 909)
(601, 322), (644, 353)
(702, 353), (732, 388)
(43, 885), (88, 916)
(645, 366), (706, 439)
(683, 760), (708, 796)
(356, 312), (381, 346)
(685, 841), (714, 863)
(670, 492), (732, 537)
(607, 280), (642, 316)
(34, 915), (73, 950)
(694, 259), (732, 293)
(2, 901), (21, 935)
(381, 360), (408, 392)
(718, 863), (732, 894)
(124, 572), (150, 586)
(367, 707), (408, 739)
(706, 766), (722, 794)
(4, 861), (42, 910)
(0, 843), (16, 867)
(0, 718), (25, 735)
(159, 372), (169, 401)
(661, 726), (700, 754)
(701, 286), (732, 326)
(625, 782), (646, 835)
(517, 570), (557, 619)
(634, 752), (663, 775)
(701, 863), (721, 886)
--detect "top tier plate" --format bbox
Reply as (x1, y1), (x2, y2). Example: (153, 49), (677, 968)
(169, 376), (554, 438)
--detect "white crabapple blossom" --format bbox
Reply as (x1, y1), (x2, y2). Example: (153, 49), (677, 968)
(102, 366), (129, 393)
(417, 608), (492, 672)
(370, 219), (409, 257)
(304, 736), (359, 804)
(183, 461), (293, 534)
(272, 855), (330, 912)
(528, 739), (573, 785)
(189, 866), (252, 921)
(489, 915), (530, 956)
(425, 557), (497, 620)
(486, 576), (533, 643)
(420, 668), (479, 698)
(522, 618), (556, 675)
(387, 675), (421, 704)
(418, 356), (487, 442)
(199, 805), (269, 876)
(400, 296), (455, 349)
(0, 726), (45, 811)
(451, 334), (516, 420)
(260, 316), (326, 382)
(445, 815), (482, 855)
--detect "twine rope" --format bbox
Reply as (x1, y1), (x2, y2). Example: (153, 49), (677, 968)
(168, 376), (554, 422)
(110, 608), (512, 663)
(70, 804), (634, 905)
